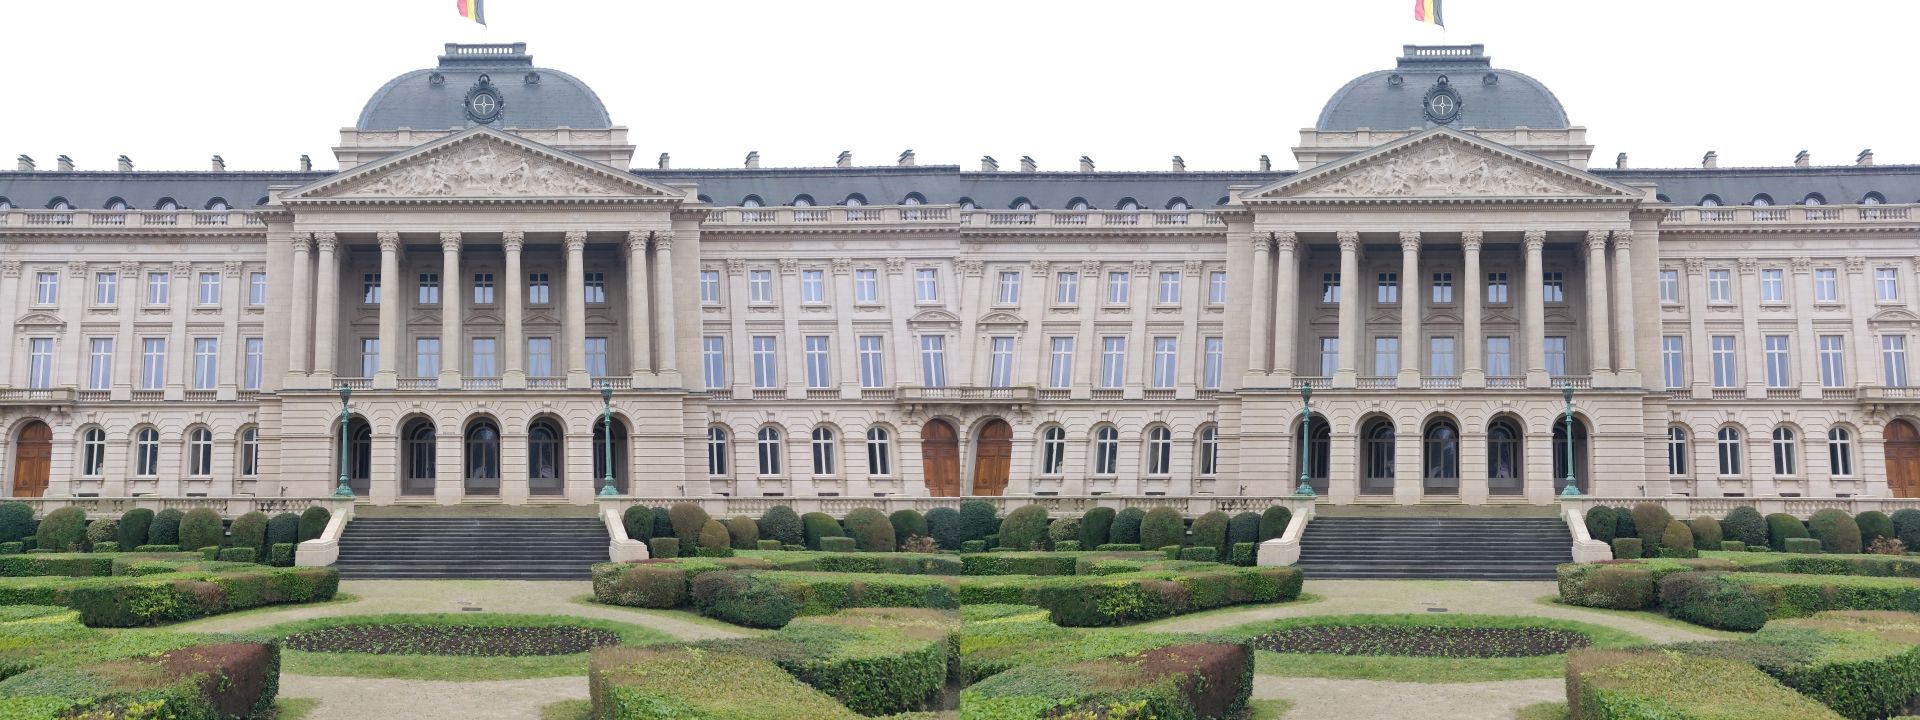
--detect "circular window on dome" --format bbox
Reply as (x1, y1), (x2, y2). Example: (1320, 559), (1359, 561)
(1423, 75), (1463, 125)
(465, 73), (505, 124)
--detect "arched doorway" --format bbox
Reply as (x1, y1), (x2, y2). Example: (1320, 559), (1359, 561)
(593, 416), (629, 495)
(1486, 417), (1524, 496)
(464, 418), (501, 496)
(1359, 417), (1396, 496)
(922, 420), (959, 496)
(1886, 419), (1920, 498)
(11, 421), (50, 497)
(972, 419), (1012, 496)
(1423, 418), (1460, 496)
(1292, 415), (1330, 496)
(528, 417), (564, 496)
(399, 417), (434, 496)
(346, 417), (373, 496)
(1552, 416), (1590, 495)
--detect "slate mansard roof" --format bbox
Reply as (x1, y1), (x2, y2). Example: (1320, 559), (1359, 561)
(356, 43), (611, 132)
(1317, 45), (1570, 133)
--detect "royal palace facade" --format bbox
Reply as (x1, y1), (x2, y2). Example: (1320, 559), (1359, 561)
(1, 43), (1917, 505)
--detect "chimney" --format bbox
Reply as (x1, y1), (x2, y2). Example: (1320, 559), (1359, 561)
(980, 156), (998, 172)
(1794, 150), (1810, 168)
(836, 150), (852, 168)
(16, 155), (32, 172)
(117, 155), (133, 172)
(1019, 156), (1037, 173)
(1615, 152), (1628, 169)
(1702, 151), (1717, 169)
(657, 152), (670, 169)
(1258, 155), (1272, 172)
(744, 151), (760, 169)
(210, 155), (225, 171)
(1171, 156), (1185, 172)
(898, 149), (915, 167)
(1857, 149), (1874, 166)
(1078, 156), (1095, 173)
(56, 155), (73, 171)
(299, 154), (312, 172)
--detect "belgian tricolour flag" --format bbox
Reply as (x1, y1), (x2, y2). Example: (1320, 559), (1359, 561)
(1414, 0), (1443, 26)
(457, 0), (486, 25)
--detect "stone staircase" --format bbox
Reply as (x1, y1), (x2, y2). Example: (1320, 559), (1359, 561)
(1295, 516), (1572, 580)
(334, 517), (609, 580)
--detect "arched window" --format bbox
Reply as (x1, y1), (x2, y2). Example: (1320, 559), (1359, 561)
(1040, 426), (1067, 475)
(757, 427), (783, 475)
(592, 416), (627, 495)
(528, 419), (563, 495)
(255, 196), (269, 206)
(240, 428), (259, 477)
(1295, 417), (1331, 494)
(1488, 419), (1522, 495)
(1423, 419), (1460, 492)
(47, 198), (71, 211)
(1093, 426), (1119, 475)
(1116, 198), (1140, 211)
(791, 195), (814, 207)
(0, 198), (12, 211)
(1361, 418), (1395, 495)
(155, 198), (178, 211)
(1215, 196), (1231, 206)
(1165, 198), (1190, 211)
(135, 428), (160, 476)
(1066, 198), (1090, 211)
(1667, 427), (1689, 476)
(187, 428), (213, 476)
(865, 427), (892, 476)
(1750, 194), (1772, 206)
(1197, 426), (1218, 477)
(1553, 418), (1589, 494)
(900, 193), (925, 206)
(1862, 192), (1885, 205)
(348, 418), (373, 495)
(465, 420), (501, 489)
(1699, 195), (1723, 207)
(741, 195), (764, 208)
(81, 428), (106, 476)
(1827, 427), (1854, 476)
(105, 198), (129, 211)
(402, 419), (433, 495)
(1009, 198), (1034, 211)
(205, 198), (229, 212)
(958, 198), (977, 211)
(1802, 193), (1825, 206)
(843, 194), (866, 207)
(707, 427), (729, 476)
(1145, 426), (1172, 475)
(810, 427), (836, 476)
(1771, 427), (1797, 475)
(1717, 427), (1743, 476)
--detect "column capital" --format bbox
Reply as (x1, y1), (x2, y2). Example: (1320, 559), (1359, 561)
(1684, 257), (1706, 275)
(1336, 230), (1361, 252)
(1610, 230), (1633, 251)
(375, 232), (399, 253)
(73, 260), (94, 278)
(501, 230), (525, 252)
(1027, 259), (1050, 275)
(563, 230), (588, 252)
(833, 258), (854, 274)
(650, 230), (675, 250)
(1399, 230), (1422, 252)
(726, 258), (746, 276)
(1131, 258), (1152, 275)
(778, 258), (800, 275)
(959, 259), (984, 277)
(1737, 257), (1759, 275)
(439, 231), (462, 253)
(1272, 230), (1298, 253)
(1585, 230), (1609, 251)
(1079, 258), (1100, 274)
(290, 235), (312, 254)
(222, 260), (243, 278)
(1844, 256), (1867, 273)
(118, 260), (140, 275)
(1183, 258), (1203, 277)
(1790, 256), (1812, 274)
(1523, 229), (1547, 251)
(169, 260), (191, 278)
(315, 232), (339, 252)
(625, 230), (649, 253)
(1249, 231), (1273, 253)
(1460, 230), (1483, 252)
(884, 257), (907, 274)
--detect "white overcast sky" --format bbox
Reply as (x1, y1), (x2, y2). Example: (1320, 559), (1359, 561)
(2, 0), (1911, 173)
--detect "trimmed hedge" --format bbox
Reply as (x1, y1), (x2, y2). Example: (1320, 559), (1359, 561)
(1611, 537), (1642, 560)
(0, 502), (33, 543)
(0, 609), (283, 719)
(1787, 537), (1825, 554)
(888, 510), (927, 547)
(1689, 515), (1723, 550)
(1724, 506), (1770, 548)
(1659, 521), (1698, 558)
(1584, 506), (1618, 543)
(1190, 511), (1229, 557)
(589, 645), (861, 719)
(1632, 503), (1673, 558)
(1179, 546), (1219, 563)
(83, 519), (118, 551)
(296, 506), (329, 542)
(669, 504), (711, 556)
(1226, 511), (1260, 550)
(841, 508), (894, 552)
(802, 512), (843, 551)
(964, 639), (1253, 720)
(135, 544), (181, 553)
(622, 506), (655, 541)
(1258, 506), (1292, 543)
(692, 608), (957, 716)
(757, 539), (781, 551)
(34, 507), (85, 553)
(229, 511), (269, 554)
(818, 537), (856, 553)
(1231, 542), (1256, 567)
(759, 505), (803, 547)
(1893, 509), (1920, 551)
(651, 506), (673, 540)
(1769, 513), (1811, 552)
(1673, 611), (1920, 719)
(649, 537), (679, 560)
(1856, 510), (1895, 547)
(1079, 507), (1115, 548)
(1139, 507), (1185, 551)
(1053, 540), (1082, 552)
(727, 515), (760, 550)
(963, 553), (1079, 577)
(925, 507), (964, 550)
(218, 547), (258, 563)
(1567, 647), (1846, 720)
(118, 508), (155, 549)
(1809, 509), (1863, 554)
(0, 565), (339, 627)
(178, 508), (223, 552)
(1046, 518), (1080, 550)
(957, 500), (999, 544)
(1722, 541), (1748, 552)
(959, 540), (986, 553)
(270, 543), (295, 567)
(1095, 543), (1143, 552)
(150, 508), (184, 546)
(698, 519), (732, 554)
(266, 512), (300, 548)
(1612, 506), (1637, 545)
(1112, 507), (1146, 545)
(1662, 571), (1920, 631)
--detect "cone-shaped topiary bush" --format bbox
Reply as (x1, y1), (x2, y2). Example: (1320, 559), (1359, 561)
(118, 508), (154, 549)
(1112, 507), (1146, 545)
(1584, 506), (1618, 543)
(35, 507), (86, 552)
(889, 509), (928, 546)
(1855, 510), (1893, 547)
(842, 507), (895, 552)
(926, 507), (964, 550)
(1258, 506), (1292, 542)
(178, 508), (223, 551)
(1807, 508), (1862, 554)
(668, 503), (711, 556)
(150, 508), (185, 545)
(1190, 511), (1230, 555)
(228, 511), (269, 554)
(1079, 507), (1115, 548)
(0, 502), (33, 543)
(266, 512), (301, 547)
(1766, 512), (1810, 551)
(1893, 509), (1920, 550)
(1227, 511), (1260, 549)
(296, 506), (329, 542)
(1687, 516), (1721, 549)
(1631, 503), (1673, 557)
(1721, 506), (1767, 548)
(1139, 507), (1185, 551)
(758, 505), (803, 547)
(958, 500), (999, 543)
(998, 505), (1050, 551)
(726, 515), (759, 550)
(802, 512), (843, 550)
(623, 506), (656, 541)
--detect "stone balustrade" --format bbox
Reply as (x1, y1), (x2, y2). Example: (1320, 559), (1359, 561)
(596, 494), (1318, 519)
(5, 495), (356, 520)
(1559, 495), (1920, 520)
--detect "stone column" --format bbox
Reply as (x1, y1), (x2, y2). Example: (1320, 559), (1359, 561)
(1585, 230), (1614, 380)
(112, 260), (138, 400)
(165, 261), (189, 399)
(1791, 257), (1822, 399)
(563, 230), (591, 389)
(1271, 231), (1299, 380)
(833, 258), (860, 397)
(625, 230), (653, 376)
(1740, 257), (1768, 398)
(1610, 231), (1640, 386)
(502, 231), (526, 389)
(651, 231), (679, 375)
(1018, 260), (1050, 388)
(1461, 231), (1486, 388)
(1124, 259), (1150, 397)
(286, 236), (312, 379)
(373, 232), (400, 389)
(1523, 230), (1550, 388)
(217, 261), (242, 399)
(1845, 257), (1877, 386)
(313, 233), (341, 379)
(1684, 258), (1712, 399)
(0, 261), (18, 387)
(1246, 232), (1273, 381)
(1333, 231), (1361, 388)
(438, 232), (463, 389)
(1397, 231), (1422, 387)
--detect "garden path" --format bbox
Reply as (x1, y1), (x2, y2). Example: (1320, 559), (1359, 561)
(1251, 676), (1562, 720)
(279, 673), (587, 720)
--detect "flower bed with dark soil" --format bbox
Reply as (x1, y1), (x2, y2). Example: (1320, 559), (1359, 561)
(1251, 624), (1592, 658)
(285, 623), (622, 657)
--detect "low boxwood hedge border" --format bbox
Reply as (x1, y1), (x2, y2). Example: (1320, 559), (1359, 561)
(1669, 611), (1920, 719)
(251, 612), (675, 681)
(1207, 613), (1646, 683)
(0, 564), (340, 627)
(957, 612), (1255, 718)
(1567, 647), (1845, 719)
(1560, 554), (1920, 630)
(0, 604), (282, 718)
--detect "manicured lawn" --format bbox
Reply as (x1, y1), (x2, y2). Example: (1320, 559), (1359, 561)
(272, 698), (319, 720)
(1249, 698), (1295, 719)
(1213, 613), (1645, 683)
(538, 699), (592, 720)
(1514, 702), (1568, 720)
(255, 613), (674, 680)
(1531, 595), (1746, 639)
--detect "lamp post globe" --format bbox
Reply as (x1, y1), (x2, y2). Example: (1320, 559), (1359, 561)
(333, 384), (354, 497)
(1295, 381), (1315, 496)
(1560, 380), (1582, 497)
(598, 381), (619, 496)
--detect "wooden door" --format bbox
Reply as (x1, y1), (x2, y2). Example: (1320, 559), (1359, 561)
(12, 422), (50, 498)
(973, 420), (1012, 496)
(922, 420), (960, 496)
(1887, 420), (1920, 498)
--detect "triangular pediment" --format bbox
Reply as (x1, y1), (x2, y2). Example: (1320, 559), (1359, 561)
(283, 126), (682, 202)
(1245, 127), (1640, 201)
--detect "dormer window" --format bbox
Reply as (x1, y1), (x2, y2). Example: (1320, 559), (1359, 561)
(901, 193), (924, 206)
(1166, 198), (1190, 211)
(0, 198), (10, 211)
(1699, 195), (1722, 207)
(741, 195), (764, 208)
(1066, 198), (1090, 211)
(47, 198), (71, 210)
(1116, 198), (1140, 211)
(843, 194), (866, 206)
(1802, 193), (1825, 206)
(105, 198), (128, 211)
(1010, 198), (1034, 211)
(791, 195), (814, 207)
(206, 199), (229, 212)
(958, 199), (977, 210)
(1750, 195), (1772, 206)
(1862, 192), (1885, 205)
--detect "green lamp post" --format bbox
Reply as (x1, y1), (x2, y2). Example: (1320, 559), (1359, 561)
(334, 384), (354, 497)
(1295, 381), (1316, 496)
(598, 381), (619, 496)
(1560, 380), (1581, 496)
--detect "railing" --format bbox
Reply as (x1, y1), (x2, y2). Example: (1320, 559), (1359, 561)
(1825, 387), (1857, 400)
(397, 377), (437, 390)
(1357, 376), (1397, 390)
(1296, 376), (1332, 390)
(466, 377), (504, 390)
(751, 388), (785, 400)
(969, 209), (1216, 229)
(1766, 387), (1802, 400)
(599, 494), (1318, 520)
(0, 388), (74, 403)
(76, 390), (109, 402)
(1551, 375), (1592, 390)
(1037, 388), (1071, 400)
(132, 389), (163, 401)
(525, 376), (563, 390)
(1486, 375), (1525, 389)
(1659, 203), (1916, 227)
(9, 496), (356, 520)
(337, 377), (372, 390)
(183, 390), (217, 402)
(806, 388), (838, 399)
(1860, 385), (1920, 401)
(860, 388), (896, 400)
(1562, 495), (1920, 521)
(1090, 388), (1123, 400)
(898, 386), (1037, 403)
(1422, 376), (1460, 390)
(702, 205), (961, 226)
(1710, 387), (1744, 400)
(594, 376), (632, 390)
(1, 209), (262, 228)
(1143, 388), (1176, 400)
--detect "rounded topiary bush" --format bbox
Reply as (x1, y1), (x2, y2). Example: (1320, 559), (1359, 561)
(178, 508), (223, 551)
(1687, 516), (1722, 549)
(888, 509), (928, 546)
(726, 516), (759, 550)
(958, 500), (999, 544)
(1611, 507), (1637, 545)
(266, 512), (301, 547)
(842, 508), (895, 552)
(1721, 506), (1767, 548)
(1139, 507), (1185, 551)
(117, 508), (155, 549)
(1046, 517), (1080, 549)
(1584, 506), (1618, 543)
(1258, 506), (1292, 542)
(668, 503), (711, 555)
(1079, 507), (1115, 548)
(1659, 521), (1696, 557)
(1807, 508), (1862, 554)
(997, 505), (1050, 551)
(0, 503), (33, 543)
(925, 507), (964, 550)
(1631, 503), (1673, 557)
(1893, 509), (1920, 550)
(650, 506), (673, 540)
(150, 508), (185, 545)
(1227, 511), (1260, 549)
(1112, 507), (1146, 545)
(1766, 512), (1810, 551)
(228, 511), (269, 553)
(35, 507), (86, 552)
(1190, 511), (1229, 555)
(801, 512), (843, 550)
(296, 506), (329, 542)
(758, 506), (803, 547)
(698, 519), (731, 551)
(84, 519), (118, 551)
(1855, 510), (1894, 547)
(620, 506), (655, 541)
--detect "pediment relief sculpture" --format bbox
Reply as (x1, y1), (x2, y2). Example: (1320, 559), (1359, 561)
(337, 140), (629, 198)
(1299, 141), (1586, 197)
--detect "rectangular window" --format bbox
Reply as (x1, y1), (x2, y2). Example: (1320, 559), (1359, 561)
(800, 270), (825, 303)
(1815, 268), (1838, 302)
(1543, 272), (1565, 303)
(88, 338), (113, 391)
(360, 338), (379, 378)
(1707, 269), (1732, 302)
(996, 271), (1021, 305)
(1202, 337), (1224, 389)
(141, 338), (167, 389)
(526, 337), (553, 377)
(1819, 335), (1847, 387)
(1106, 271), (1130, 304)
(249, 272), (267, 306)
(1710, 335), (1738, 388)
(418, 273), (440, 305)
(1157, 271), (1180, 304)
(1322, 273), (1342, 304)
(415, 338), (440, 377)
(1100, 337), (1127, 388)
(1877, 267), (1900, 302)
(1486, 272), (1509, 304)
(470, 338), (497, 377)
(1376, 272), (1398, 304)
(1658, 270), (1679, 303)
(803, 335), (831, 388)
(1208, 271), (1227, 304)
(1760, 269), (1784, 302)
(915, 268), (939, 302)
(919, 335), (947, 387)
(244, 338), (263, 390)
(521, 273), (542, 305)
(197, 272), (220, 305)
(1764, 335), (1791, 388)
(35, 272), (58, 305)
(749, 270), (772, 303)
(702, 336), (727, 388)
(148, 272), (170, 305)
(94, 272), (117, 305)
(854, 269), (878, 302)
(1545, 336), (1568, 376)
(26, 338), (52, 390)
(699, 270), (721, 304)
(1373, 337), (1398, 376)
(1431, 272), (1454, 304)
(583, 272), (606, 303)
(473, 273), (496, 305)
(1486, 336), (1512, 377)
(1430, 336), (1456, 377)
(989, 337), (1016, 387)
(191, 338), (217, 389)
(1884, 335), (1910, 387)
(1048, 337), (1075, 388)
(858, 335), (886, 388)
(751, 336), (778, 388)
(585, 337), (608, 377)
(1319, 337), (1339, 376)
(1151, 337), (1177, 389)
(1662, 336), (1686, 389)
(1055, 272), (1079, 304)
(360, 273), (378, 305)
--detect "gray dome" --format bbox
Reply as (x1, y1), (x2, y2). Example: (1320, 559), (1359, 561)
(1317, 45), (1568, 131)
(357, 43), (611, 131)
